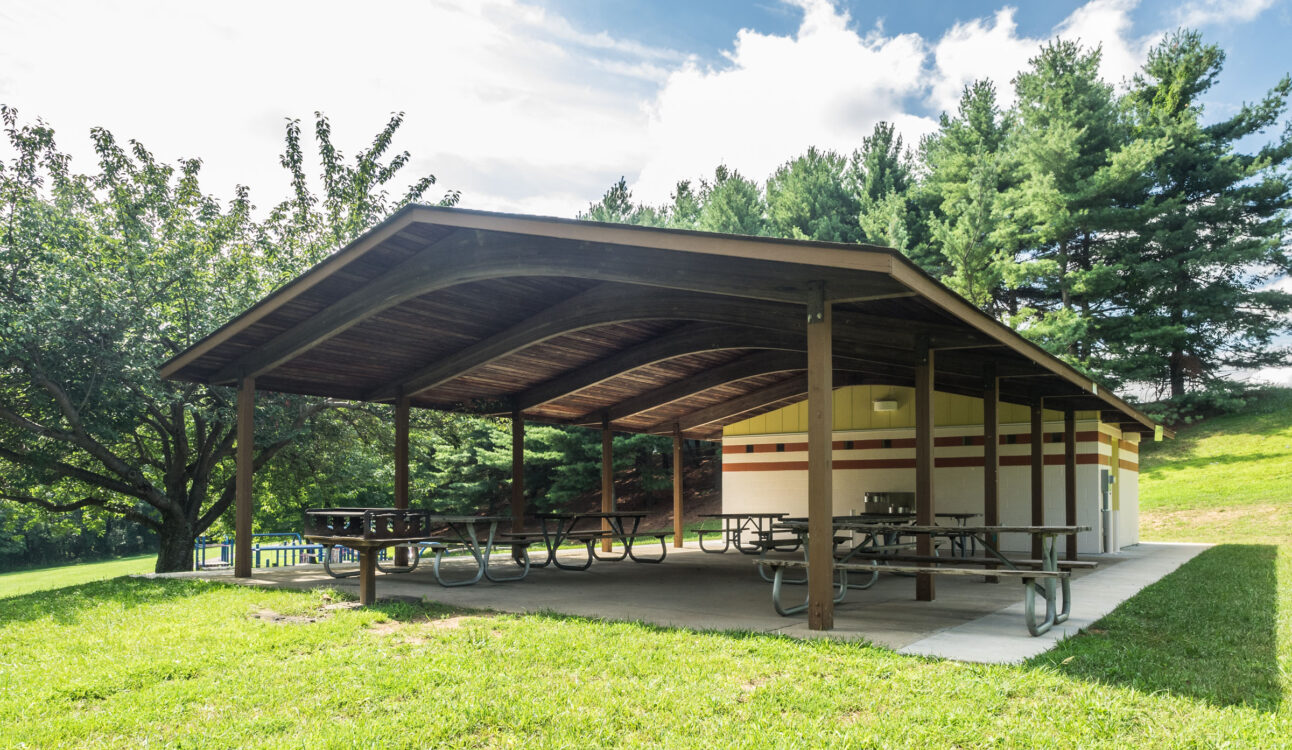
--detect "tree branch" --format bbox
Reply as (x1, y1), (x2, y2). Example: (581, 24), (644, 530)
(0, 491), (162, 531)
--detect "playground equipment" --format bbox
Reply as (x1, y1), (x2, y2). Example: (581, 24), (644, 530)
(192, 532), (379, 571)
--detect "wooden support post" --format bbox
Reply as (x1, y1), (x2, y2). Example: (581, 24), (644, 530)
(1031, 399), (1045, 559)
(983, 365), (999, 583)
(394, 396), (410, 567)
(915, 343), (935, 602)
(601, 413), (614, 553)
(673, 423), (684, 549)
(806, 282), (834, 631)
(358, 547), (378, 606)
(511, 406), (525, 532)
(234, 377), (255, 579)
(1064, 405), (1078, 561)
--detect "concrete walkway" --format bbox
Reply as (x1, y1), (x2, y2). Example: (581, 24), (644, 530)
(167, 540), (1208, 665)
(897, 542), (1209, 662)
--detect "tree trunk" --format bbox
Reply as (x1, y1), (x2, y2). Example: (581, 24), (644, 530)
(155, 515), (196, 573)
(1169, 351), (1186, 399)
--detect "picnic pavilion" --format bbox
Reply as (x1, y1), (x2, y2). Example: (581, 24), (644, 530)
(159, 205), (1168, 631)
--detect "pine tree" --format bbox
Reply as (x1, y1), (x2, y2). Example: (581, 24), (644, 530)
(1106, 30), (1292, 398)
(1003, 40), (1153, 366)
(920, 81), (1016, 310)
(852, 122), (930, 266)
(764, 147), (861, 243)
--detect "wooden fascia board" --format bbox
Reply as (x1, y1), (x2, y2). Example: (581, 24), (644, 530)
(400, 206), (896, 276)
(887, 261), (1161, 435)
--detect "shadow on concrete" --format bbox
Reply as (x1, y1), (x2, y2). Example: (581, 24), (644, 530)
(1030, 544), (1282, 712)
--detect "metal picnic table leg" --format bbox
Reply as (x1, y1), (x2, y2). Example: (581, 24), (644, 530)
(432, 521), (489, 587)
(591, 515), (630, 561)
(483, 520), (531, 582)
(549, 517), (595, 571)
(322, 545), (362, 578)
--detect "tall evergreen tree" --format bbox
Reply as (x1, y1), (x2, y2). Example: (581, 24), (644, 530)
(852, 122), (930, 265)
(1003, 40), (1153, 365)
(921, 81), (1016, 311)
(1107, 30), (1292, 397)
(764, 147), (861, 243)
(697, 165), (766, 236)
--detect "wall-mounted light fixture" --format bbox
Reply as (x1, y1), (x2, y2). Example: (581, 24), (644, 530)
(873, 399), (898, 412)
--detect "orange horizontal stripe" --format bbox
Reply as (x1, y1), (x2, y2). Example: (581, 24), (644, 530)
(1119, 459), (1138, 471)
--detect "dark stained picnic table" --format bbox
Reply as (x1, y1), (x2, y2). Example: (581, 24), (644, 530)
(696, 512), (791, 554)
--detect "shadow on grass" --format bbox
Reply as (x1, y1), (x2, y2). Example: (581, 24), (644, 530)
(0, 576), (233, 627)
(1031, 544), (1282, 712)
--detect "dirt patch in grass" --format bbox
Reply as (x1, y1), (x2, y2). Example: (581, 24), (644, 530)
(1141, 503), (1286, 534)
(250, 608), (325, 625)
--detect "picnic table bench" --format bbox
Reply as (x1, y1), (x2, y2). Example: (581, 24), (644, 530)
(762, 521), (1090, 636)
(525, 511), (673, 570)
(759, 559), (1071, 635)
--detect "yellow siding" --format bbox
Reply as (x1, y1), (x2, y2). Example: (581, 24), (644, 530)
(722, 385), (1101, 436)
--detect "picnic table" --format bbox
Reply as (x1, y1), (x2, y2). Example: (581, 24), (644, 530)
(411, 515), (533, 587)
(516, 511), (671, 570)
(934, 512), (983, 557)
(764, 519), (1091, 635)
(695, 512), (792, 554)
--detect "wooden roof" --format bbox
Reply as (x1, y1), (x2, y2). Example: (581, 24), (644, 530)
(159, 206), (1165, 439)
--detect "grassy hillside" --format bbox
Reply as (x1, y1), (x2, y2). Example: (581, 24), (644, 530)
(1139, 388), (1292, 545)
(0, 554), (154, 600)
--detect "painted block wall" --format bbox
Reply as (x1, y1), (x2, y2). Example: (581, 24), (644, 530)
(720, 386), (1138, 554)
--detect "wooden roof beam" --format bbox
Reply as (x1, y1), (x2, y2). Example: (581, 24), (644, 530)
(514, 323), (805, 411)
(367, 286), (805, 402)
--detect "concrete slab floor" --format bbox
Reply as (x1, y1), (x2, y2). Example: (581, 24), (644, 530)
(157, 541), (1209, 664)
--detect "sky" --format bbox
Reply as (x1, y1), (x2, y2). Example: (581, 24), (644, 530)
(1, 0), (1290, 382)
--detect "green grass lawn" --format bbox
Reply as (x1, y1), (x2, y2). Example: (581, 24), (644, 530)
(2, 395), (1291, 747)
(1139, 388), (1292, 545)
(0, 554), (154, 600)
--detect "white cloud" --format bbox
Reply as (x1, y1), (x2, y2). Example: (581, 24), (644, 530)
(1176, 0), (1276, 27)
(926, 8), (1039, 115)
(3, 0), (1260, 219)
(925, 0), (1159, 118)
(0, 0), (674, 215)
(633, 0), (936, 203)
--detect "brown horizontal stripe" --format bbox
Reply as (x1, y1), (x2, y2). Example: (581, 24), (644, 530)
(1120, 441), (1139, 454)
(723, 461), (810, 472)
(835, 458), (917, 470)
(1119, 459), (1138, 471)
(727, 433), (1108, 454)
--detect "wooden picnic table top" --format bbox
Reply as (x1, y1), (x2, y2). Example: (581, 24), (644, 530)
(532, 511), (649, 519)
(698, 512), (788, 519)
(776, 520), (1090, 535)
(427, 515), (509, 524)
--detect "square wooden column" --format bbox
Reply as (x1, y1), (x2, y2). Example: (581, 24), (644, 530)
(394, 396), (410, 566)
(234, 377), (255, 578)
(982, 365), (999, 583)
(601, 414), (614, 553)
(806, 282), (834, 631)
(1031, 400), (1045, 559)
(672, 424), (684, 549)
(914, 344), (935, 602)
(1064, 405), (1078, 560)
(511, 406), (526, 533)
